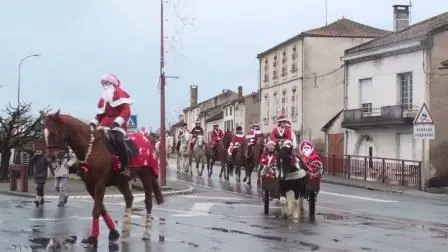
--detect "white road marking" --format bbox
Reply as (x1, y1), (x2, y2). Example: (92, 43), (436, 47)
(174, 179), (400, 203)
(319, 191), (399, 203)
(172, 202), (214, 217)
(180, 195), (254, 201)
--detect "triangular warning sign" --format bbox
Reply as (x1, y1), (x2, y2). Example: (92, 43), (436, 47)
(413, 103), (434, 125)
(128, 117), (137, 128)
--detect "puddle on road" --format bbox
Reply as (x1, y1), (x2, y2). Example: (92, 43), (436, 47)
(208, 227), (319, 250)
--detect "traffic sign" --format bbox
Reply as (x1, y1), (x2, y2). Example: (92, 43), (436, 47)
(128, 115), (137, 132)
(413, 103), (435, 140)
(413, 103), (434, 125)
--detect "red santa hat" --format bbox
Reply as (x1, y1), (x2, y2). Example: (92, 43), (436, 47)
(266, 140), (275, 147)
(299, 139), (315, 156)
(277, 114), (289, 123)
(195, 120), (200, 124)
(101, 73), (121, 87)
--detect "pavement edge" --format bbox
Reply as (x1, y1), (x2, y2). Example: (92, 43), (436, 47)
(321, 178), (405, 194)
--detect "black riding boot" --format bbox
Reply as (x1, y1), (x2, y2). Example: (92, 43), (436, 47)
(112, 130), (129, 176)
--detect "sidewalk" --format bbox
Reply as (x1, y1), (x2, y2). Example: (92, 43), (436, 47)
(322, 175), (448, 199)
(0, 176), (193, 199)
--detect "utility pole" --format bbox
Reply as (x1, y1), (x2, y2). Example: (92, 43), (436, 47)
(159, 0), (167, 186)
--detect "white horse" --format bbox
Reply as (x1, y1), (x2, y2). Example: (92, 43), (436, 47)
(177, 133), (191, 173)
(189, 135), (206, 176)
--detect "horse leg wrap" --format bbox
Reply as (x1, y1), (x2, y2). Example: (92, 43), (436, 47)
(102, 212), (116, 230)
(122, 208), (131, 239)
(292, 199), (300, 222)
(142, 213), (152, 240)
(299, 197), (305, 220)
(279, 197), (287, 218)
(91, 218), (100, 237)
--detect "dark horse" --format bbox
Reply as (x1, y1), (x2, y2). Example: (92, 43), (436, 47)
(43, 111), (163, 248)
(230, 140), (248, 183)
(205, 131), (232, 179)
(277, 144), (309, 223)
(244, 135), (265, 185)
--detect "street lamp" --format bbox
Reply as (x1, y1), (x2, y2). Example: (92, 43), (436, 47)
(17, 53), (40, 105)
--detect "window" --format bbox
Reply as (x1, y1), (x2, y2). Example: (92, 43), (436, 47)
(263, 60), (269, 83)
(273, 56), (278, 67)
(359, 78), (373, 114)
(398, 72), (413, 110)
(291, 88), (297, 121)
(282, 50), (287, 64)
(281, 66), (287, 76)
(264, 74), (269, 82)
(272, 70), (278, 80)
(264, 94), (269, 126)
(292, 46), (297, 60)
(230, 106), (233, 116)
(291, 63), (297, 73)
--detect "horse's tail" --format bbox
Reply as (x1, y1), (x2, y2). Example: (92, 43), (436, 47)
(152, 171), (164, 204)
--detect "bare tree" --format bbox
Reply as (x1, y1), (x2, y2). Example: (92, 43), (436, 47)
(0, 103), (43, 179)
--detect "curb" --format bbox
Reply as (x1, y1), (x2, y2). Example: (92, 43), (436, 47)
(321, 178), (404, 194)
(0, 186), (194, 200)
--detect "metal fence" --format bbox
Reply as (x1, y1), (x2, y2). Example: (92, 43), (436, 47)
(320, 153), (422, 188)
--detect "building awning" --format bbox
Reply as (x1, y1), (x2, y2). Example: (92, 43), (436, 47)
(321, 110), (343, 132)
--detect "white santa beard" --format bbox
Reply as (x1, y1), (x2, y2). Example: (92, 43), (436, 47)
(101, 85), (115, 103)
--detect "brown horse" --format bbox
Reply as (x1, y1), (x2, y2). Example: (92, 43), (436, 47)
(231, 140), (248, 183)
(244, 135), (265, 185)
(205, 131), (232, 179)
(42, 111), (163, 248)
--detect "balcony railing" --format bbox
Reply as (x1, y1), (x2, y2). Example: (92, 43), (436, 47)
(342, 105), (418, 129)
(320, 153), (422, 188)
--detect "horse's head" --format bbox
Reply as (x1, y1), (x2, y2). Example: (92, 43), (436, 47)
(196, 135), (205, 147)
(223, 131), (233, 148)
(43, 109), (90, 160)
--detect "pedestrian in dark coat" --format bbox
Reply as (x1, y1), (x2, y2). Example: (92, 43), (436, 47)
(29, 150), (53, 207)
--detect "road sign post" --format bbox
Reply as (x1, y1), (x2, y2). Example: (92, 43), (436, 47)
(128, 115), (138, 133)
(413, 103), (435, 191)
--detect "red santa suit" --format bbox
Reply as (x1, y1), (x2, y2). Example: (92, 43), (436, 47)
(211, 128), (224, 146)
(227, 133), (245, 156)
(260, 141), (278, 178)
(91, 73), (132, 135)
(270, 126), (292, 143)
(298, 140), (323, 178)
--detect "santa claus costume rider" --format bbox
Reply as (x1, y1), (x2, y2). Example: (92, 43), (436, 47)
(90, 73), (132, 176)
(298, 139), (324, 175)
(270, 115), (294, 149)
(228, 126), (245, 157)
(246, 123), (263, 145)
(189, 120), (204, 151)
(176, 123), (189, 152)
(210, 123), (224, 154)
(258, 140), (278, 177)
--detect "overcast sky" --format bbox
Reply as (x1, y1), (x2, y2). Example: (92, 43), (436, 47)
(0, 0), (447, 129)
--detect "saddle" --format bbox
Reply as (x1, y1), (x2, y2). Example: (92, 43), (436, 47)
(102, 133), (138, 157)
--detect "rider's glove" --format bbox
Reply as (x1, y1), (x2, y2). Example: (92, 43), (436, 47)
(112, 122), (120, 129)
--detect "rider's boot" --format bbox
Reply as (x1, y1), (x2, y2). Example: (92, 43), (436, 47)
(113, 131), (130, 176)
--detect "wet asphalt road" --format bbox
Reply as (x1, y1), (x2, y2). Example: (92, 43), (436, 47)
(0, 162), (448, 251)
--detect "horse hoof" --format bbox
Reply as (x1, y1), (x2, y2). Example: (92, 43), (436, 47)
(243, 177), (247, 182)
(109, 229), (120, 241)
(81, 236), (98, 248)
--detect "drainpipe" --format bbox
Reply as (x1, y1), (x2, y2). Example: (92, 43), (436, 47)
(301, 40), (305, 139)
(344, 61), (349, 156)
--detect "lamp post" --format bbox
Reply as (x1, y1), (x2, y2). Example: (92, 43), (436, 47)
(17, 53), (40, 105)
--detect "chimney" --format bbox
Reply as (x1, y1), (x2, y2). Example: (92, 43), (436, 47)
(393, 5), (410, 31)
(190, 85), (198, 107)
(237, 86), (243, 99)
